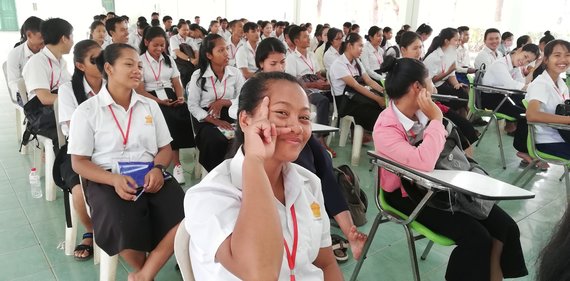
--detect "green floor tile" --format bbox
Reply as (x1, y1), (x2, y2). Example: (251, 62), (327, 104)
(0, 245), (51, 280)
(0, 224), (38, 255)
(9, 269), (56, 281)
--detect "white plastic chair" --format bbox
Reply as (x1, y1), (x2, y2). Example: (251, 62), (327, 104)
(174, 218), (196, 281)
(2, 61), (26, 150)
(17, 78), (57, 201)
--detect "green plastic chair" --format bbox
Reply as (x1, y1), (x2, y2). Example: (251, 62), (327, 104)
(350, 167), (455, 281)
(512, 100), (570, 195)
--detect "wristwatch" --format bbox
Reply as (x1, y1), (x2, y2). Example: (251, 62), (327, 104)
(152, 164), (167, 173)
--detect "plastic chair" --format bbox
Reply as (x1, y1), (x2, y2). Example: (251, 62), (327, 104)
(470, 69), (517, 169)
(174, 218), (196, 281)
(17, 78), (57, 201)
(2, 61), (26, 149)
(350, 164), (455, 281)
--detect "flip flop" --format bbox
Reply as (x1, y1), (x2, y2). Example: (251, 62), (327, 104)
(331, 234), (349, 263)
(74, 232), (94, 261)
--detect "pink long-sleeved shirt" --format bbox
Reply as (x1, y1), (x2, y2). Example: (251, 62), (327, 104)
(372, 104), (447, 196)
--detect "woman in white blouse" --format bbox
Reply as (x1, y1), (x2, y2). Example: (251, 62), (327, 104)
(187, 33), (245, 172)
(360, 26), (384, 84)
(323, 28), (343, 72)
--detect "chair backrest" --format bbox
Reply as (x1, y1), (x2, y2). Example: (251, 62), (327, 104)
(174, 218), (195, 281)
(2, 61), (18, 105)
(53, 99), (66, 149)
(471, 65), (487, 111)
(17, 78), (29, 104)
(326, 72), (339, 126)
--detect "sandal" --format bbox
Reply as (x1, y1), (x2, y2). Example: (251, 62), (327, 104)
(74, 233), (94, 261)
(331, 234), (349, 263)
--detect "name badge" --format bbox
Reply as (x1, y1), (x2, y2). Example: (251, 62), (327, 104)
(155, 88), (168, 100)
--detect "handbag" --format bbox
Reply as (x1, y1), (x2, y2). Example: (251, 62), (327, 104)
(22, 96), (56, 144)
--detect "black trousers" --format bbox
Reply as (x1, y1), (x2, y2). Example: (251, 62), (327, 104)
(481, 92), (525, 118)
(385, 188), (527, 281)
(444, 110), (479, 148)
(149, 88), (195, 150)
(192, 107), (233, 172)
(335, 94), (383, 132)
(436, 81), (469, 110)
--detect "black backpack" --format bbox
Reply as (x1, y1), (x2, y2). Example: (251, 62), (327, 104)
(334, 165), (368, 226)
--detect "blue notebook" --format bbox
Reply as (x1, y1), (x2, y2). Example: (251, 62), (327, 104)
(116, 161), (154, 188)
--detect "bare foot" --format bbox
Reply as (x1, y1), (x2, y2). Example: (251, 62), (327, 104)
(516, 152), (532, 163)
(347, 225), (368, 260)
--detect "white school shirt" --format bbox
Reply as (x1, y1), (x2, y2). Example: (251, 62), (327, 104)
(128, 31), (143, 54)
(474, 46), (502, 70)
(456, 44), (471, 73)
(310, 36), (319, 52)
(329, 54), (366, 96)
(314, 43), (326, 72)
(361, 42), (384, 81)
(58, 78), (103, 136)
(169, 34), (193, 58)
(271, 31), (285, 42)
(323, 47), (340, 73)
(22, 47), (71, 101)
(140, 52), (180, 92)
(525, 72), (569, 144)
(227, 38), (245, 68)
(67, 86), (172, 170)
(285, 48), (321, 77)
(235, 41), (258, 73)
(217, 29), (232, 41)
(423, 47), (456, 87)
(184, 148), (331, 281)
(482, 54), (525, 90)
(384, 44), (400, 58)
(186, 65), (245, 121)
(6, 42), (36, 96)
(189, 38), (202, 52)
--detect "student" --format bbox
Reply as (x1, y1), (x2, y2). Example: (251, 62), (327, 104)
(89, 20), (106, 47)
(272, 21), (286, 42)
(310, 24), (322, 52)
(525, 40), (570, 159)
(323, 28), (343, 72)
(374, 57), (527, 281)
(384, 29), (406, 58)
(361, 26), (384, 83)
(474, 28), (502, 70)
(102, 17), (129, 49)
(187, 34), (245, 172)
(194, 16), (200, 25)
(537, 201), (570, 281)
(423, 28), (468, 117)
(189, 23), (206, 51)
(391, 31), (479, 156)
(208, 20), (220, 35)
(283, 24), (297, 55)
(68, 43), (184, 281)
(260, 20), (273, 40)
(455, 26), (476, 85)
(227, 20), (244, 68)
(380, 26), (393, 51)
(184, 72), (343, 280)
(170, 21), (197, 64)
(217, 18), (231, 40)
(342, 22), (352, 40)
(7, 16), (44, 101)
(329, 32), (385, 132)
(255, 40), (368, 261)
(401, 24), (411, 31)
(128, 20), (149, 54)
(235, 22), (260, 79)
(350, 24), (360, 35)
(313, 26), (330, 71)
(136, 27), (195, 184)
(415, 23), (433, 58)
(514, 35), (532, 52)
(22, 18), (73, 145)
(498, 31), (514, 56)
(162, 16), (173, 36)
(285, 26), (333, 154)
(57, 40), (103, 261)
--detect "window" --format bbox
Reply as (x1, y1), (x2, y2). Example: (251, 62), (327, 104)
(0, 0), (18, 31)
(102, 0), (115, 12)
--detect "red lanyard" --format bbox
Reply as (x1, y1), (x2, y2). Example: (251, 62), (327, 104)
(144, 53), (162, 82)
(108, 105), (134, 151)
(283, 204), (298, 281)
(47, 58), (62, 90)
(210, 76), (227, 100)
(300, 53), (314, 73)
(553, 83), (567, 100)
(373, 48), (382, 65)
(229, 43), (240, 59)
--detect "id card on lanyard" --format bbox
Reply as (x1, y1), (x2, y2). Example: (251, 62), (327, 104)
(145, 53), (169, 100)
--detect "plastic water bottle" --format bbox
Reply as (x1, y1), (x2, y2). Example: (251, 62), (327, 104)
(29, 168), (42, 199)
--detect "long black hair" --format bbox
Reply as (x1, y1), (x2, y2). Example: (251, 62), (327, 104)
(532, 39), (570, 80)
(424, 27), (458, 59)
(380, 26), (392, 48)
(196, 33), (225, 91)
(15, 16), (43, 47)
(340, 32), (361, 55)
(380, 57), (428, 100)
(71, 40), (104, 105)
(255, 37), (286, 69)
(324, 28), (342, 54)
(139, 26), (172, 67)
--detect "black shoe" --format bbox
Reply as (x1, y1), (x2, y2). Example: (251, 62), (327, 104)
(471, 118), (488, 126)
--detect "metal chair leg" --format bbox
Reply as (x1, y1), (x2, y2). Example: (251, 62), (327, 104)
(512, 159), (539, 186)
(564, 166), (570, 202)
(495, 118), (506, 169)
(420, 240), (434, 261)
(349, 213), (387, 281)
(403, 224), (421, 281)
(476, 115), (495, 147)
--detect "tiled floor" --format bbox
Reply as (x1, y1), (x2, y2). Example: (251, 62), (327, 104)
(0, 73), (566, 280)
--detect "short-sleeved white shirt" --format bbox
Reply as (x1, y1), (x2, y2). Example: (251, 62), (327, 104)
(285, 48), (321, 77)
(186, 65), (245, 121)
(456, 44), (471, 73)
(128, 32), (143, 54)
(140, 52), (180, 91)
(525, 72), (569, 144)
(482, 54), (525, 90)
(235, 41), (258, 72)
(474, 46), (502, 70)
(423, 47), (456, 87)
(361, 42), (384, 81)
(184, 148), (331, 281)
(217, 29), (232, 42)
(67, 86), (172, 170)
(169, 34), (192, 56)
(6, 42), (36, 96)
(329, 54), (366, 96)
(314, 44), (326, 72)
(22, 47), (71, 101)
(323, 47), (340, 73)
(58, 78), (102, 136)
(227, 38), (245, 68)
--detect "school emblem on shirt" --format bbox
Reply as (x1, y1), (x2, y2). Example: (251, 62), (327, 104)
(145, 115), (153, 124)
(311, 201), (321, 219)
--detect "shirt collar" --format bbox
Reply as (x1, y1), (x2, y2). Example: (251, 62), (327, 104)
(98, 85), (147, 109)
(42, 47), (59, 64)
(23, 42), (35, 58)
(391, 101), (428, 132)
(202, 64), (235, 81)
(484, 45), (498, 57)
(144, 51), (164, 63)
(435, 47), (444, 57)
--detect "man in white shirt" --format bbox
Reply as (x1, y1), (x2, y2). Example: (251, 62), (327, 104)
(103, 17), (129, 49)
(271, 21), (286, 42)
(235, 22), (260, 79)
(217, 18), (232, 40)
(283, 25), (297, 55)
(227, 20), (244, 68)
(6, 16), (44, 104)
(456, 26), (476, 85)
(128, 20), (149, 54)
(474, 28), (502, 70)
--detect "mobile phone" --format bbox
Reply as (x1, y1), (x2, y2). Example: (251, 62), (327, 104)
(134, 186), (144, 201)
